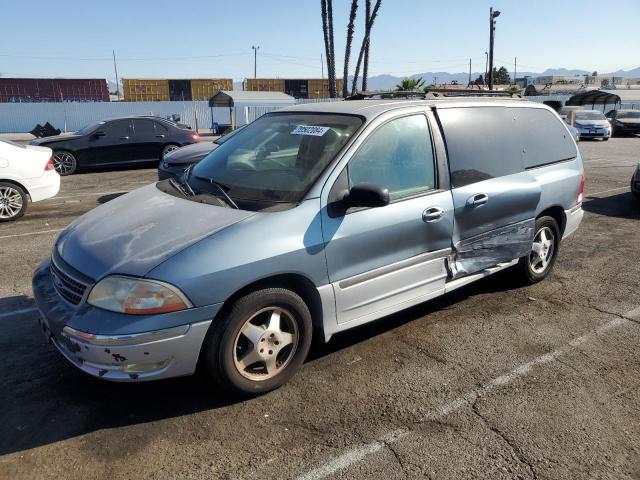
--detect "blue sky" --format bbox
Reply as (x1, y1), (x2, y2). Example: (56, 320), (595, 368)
(1, 0), (638, 82)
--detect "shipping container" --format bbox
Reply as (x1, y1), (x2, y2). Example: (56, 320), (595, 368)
(169, 79), (192, 101)
(0, 78), (109, 103)
(190, 79), (233, 100)
(244, 78), (341, 99)
(123, 79), (170, 102)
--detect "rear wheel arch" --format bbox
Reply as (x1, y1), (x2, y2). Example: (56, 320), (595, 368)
(538, 205), (566, 235)
(0, 178), (31, 200)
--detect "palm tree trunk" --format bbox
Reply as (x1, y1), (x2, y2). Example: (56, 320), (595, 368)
(320, 0), (333, 98)
(351, 0), (381, 95)
(342, 0), (358, 98)
(361, 0), (371, 92)
(327, 0), (337, 98)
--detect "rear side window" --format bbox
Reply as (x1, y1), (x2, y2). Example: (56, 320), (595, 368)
(348, 115), (436, 200)
(439, 106), (577, 188)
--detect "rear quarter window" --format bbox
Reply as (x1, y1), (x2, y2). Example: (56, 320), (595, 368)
(438, 106), (577, 188)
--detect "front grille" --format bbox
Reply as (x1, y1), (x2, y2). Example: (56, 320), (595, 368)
(50, 259), (88, 305)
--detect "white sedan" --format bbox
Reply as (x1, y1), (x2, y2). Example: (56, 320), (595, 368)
(0, 139), (60, 222)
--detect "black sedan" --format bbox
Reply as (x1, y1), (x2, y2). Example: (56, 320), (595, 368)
(158, 125), (245, 181)
(31, 116), (199, 175)
(606, 110), (640, 137)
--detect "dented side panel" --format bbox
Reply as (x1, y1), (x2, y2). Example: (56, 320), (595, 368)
(450, 218), (534, 277)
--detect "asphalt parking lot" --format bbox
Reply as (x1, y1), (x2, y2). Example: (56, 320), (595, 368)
(0, 138), (639, 480)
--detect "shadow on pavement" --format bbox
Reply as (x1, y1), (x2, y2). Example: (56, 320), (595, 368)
(583, 191), (639, 220)
(0, 267), (523, 456)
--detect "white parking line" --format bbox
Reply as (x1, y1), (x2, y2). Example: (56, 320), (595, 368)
(586, 186), (629, 197)
(295, 309), (637, 480)
(0, 228), (64, 240)
(0, 306), (38, 320)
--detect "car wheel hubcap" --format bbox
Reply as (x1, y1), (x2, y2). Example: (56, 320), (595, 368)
(233, 307), (299, 381)
(53, 152), (74, 174)
(529, 226), (555, 274)
(162, 145), (179, 157)
(0, 186), (23, 219)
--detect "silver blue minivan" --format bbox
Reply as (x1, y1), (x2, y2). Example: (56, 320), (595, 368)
(33, 97), (584, 395)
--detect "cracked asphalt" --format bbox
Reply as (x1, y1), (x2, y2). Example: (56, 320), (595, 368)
(0, 138), (639, 480)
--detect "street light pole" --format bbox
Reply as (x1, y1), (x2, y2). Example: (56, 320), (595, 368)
(252, 46), (259, 79)
(488, 7), (500, 90)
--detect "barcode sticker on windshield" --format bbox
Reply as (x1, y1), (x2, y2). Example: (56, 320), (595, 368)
(291, 125), (330, 136)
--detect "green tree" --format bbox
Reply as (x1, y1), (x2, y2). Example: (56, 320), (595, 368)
(395, 77), (425, 91)
(492, 66), (511, 85)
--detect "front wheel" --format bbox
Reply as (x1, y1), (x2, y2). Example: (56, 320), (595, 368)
(514, 216), (560, 284)
(202, 288), (313, 396)
(52, 151), (77, 175)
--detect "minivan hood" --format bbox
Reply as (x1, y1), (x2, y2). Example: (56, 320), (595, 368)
(57, 184), (254, 280)
(31, 134), (82, 145)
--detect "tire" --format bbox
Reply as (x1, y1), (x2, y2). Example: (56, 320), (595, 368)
(202, 288), (313, 396)
(52, 150), (77, 175)
(514, 216), (560, 284)
(0, 182), (28, 222)
(161, 144), (180, 159)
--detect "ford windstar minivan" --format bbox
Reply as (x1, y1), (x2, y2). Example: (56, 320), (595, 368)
(33, 96), (584, 395)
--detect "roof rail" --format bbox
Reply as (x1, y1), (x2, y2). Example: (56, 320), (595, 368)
(345, 91), (426, 101)
(425, 90), (522, 99)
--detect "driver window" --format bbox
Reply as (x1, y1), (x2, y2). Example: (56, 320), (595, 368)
(348, 115), (436, 200)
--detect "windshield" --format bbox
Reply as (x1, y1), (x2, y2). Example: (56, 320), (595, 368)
(189, 112), (363, 203)
(575, 111), (606, 120)
(77, 121), (104, 135)
(617, 111), (640, 119)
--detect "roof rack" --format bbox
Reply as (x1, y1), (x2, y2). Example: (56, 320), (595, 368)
(345, 90), (522, 101)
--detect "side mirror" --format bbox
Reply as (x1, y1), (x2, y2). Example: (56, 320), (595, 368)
(93, 130), (106, 138)
(344, 183), (390, 208)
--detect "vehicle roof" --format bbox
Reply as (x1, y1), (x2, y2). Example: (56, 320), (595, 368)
(276, 98), (549, 120)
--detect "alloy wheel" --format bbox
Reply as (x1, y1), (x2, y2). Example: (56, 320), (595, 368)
(52, 152), (75, 175)
(162, 145), (180, 158)
(529, 226), (555, 274)
(0, 186), (24, 220)
(233, 307), (299, 381)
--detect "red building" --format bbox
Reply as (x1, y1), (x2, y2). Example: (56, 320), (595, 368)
(0, 78), (109, 102)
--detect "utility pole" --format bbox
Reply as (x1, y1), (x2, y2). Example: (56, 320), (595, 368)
(514, 56), (517, 85)
(112, 49), (120, 100)
(488, 7), (501, 90)
(468, 58), (472, 86)
(251, 45), (259, 79)
(484, 51), (488, 86)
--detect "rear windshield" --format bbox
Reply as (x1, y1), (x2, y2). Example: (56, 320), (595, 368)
(189, 112), (363, 203)
(575, 111), (606, 120)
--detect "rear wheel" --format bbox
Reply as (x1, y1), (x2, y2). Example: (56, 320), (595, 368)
(514, 216), (560, 284)
(0, 182), (28, 222)
(202, 288), (313, 396)
(52, 151), (77, 175)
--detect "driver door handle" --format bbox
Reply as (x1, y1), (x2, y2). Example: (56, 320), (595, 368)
(155, 134), (165, 138)
(422, 207), (444, 222)
(466, 193), (489, 207)
(119, 136), (130, 140)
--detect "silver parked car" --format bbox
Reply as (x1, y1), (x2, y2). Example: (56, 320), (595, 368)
(33, 97), (584, 395)
(572, 110), (611, 140)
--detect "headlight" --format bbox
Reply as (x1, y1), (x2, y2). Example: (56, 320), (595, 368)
(87, 276), (192, 315)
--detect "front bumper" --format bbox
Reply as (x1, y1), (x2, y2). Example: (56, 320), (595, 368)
(576, 126), (610, 138)
(33, 259), (221, 381)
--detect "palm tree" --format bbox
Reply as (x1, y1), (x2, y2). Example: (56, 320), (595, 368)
(342, 0), (358, 98)
(351, 0), (382, 95)
(320, 0), (337, 98)
(395, 77), (425, 91)
(361, 0), (371, 91)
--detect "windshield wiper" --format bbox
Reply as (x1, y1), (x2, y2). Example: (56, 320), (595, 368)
(194, 175), (239, 209)
(169, 178), (193, 197)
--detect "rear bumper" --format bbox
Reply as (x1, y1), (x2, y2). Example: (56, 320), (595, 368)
(563, 205), (583, 239)
(27, 170), (60, 202)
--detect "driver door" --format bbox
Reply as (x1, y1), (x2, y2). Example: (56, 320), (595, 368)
(320, 113), (454, 327)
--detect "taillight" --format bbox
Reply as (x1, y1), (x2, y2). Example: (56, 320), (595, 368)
(45, 157), (54, 171)
(576, 174), (585, 205)
(191, 133), (200, 141)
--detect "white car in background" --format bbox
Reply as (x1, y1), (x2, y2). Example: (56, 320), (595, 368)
(0, 139), (60, 222)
